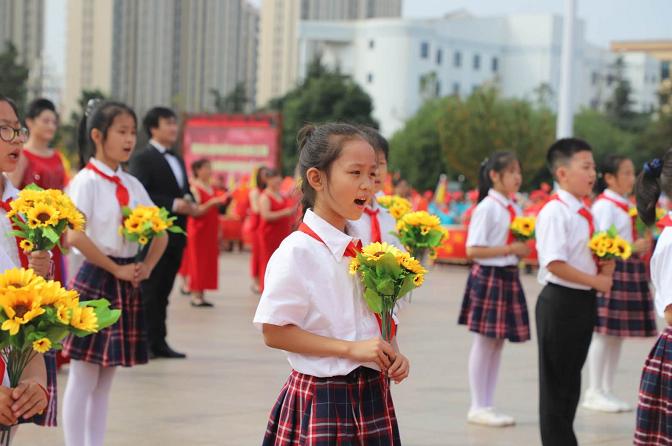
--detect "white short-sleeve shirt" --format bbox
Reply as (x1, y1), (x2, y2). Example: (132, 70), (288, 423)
(536, 188), (597, 290)
(253, 209), (381, 377)
(651, 219), (672, 317)
(466, 189), (520, 267)
(67, 158), (155, 258)
(0, 175), (20, 272)
(591, 189), (634, 243)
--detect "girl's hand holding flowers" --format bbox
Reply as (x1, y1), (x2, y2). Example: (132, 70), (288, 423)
(26, 251), (51, 278)
(11, 379), (48, 420)
(0, 387), (16, 426)
(347, 338), (395, 373)
(387, 351), (410, 384)
(508, 241), (530, 258)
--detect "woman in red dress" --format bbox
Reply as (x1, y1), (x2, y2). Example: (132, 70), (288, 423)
(8, 98), (68, 283)
(247, 166), (268, 293)
(258, 168), (294, 292)
(184, 159), (229, 307)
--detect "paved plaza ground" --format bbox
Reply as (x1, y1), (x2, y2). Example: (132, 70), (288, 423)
(17, 252), (652, 445)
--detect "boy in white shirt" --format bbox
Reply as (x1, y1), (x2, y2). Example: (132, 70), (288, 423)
(535, 138), (614, 446)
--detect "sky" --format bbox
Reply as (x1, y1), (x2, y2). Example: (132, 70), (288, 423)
(45, 0), (672, 80)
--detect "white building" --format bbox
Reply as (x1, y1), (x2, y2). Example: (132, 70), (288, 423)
(298, 12), (661, 136)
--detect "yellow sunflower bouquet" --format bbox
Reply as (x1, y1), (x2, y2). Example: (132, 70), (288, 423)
(377, 195), (412, 220)
(7, 184), (85, 253)
(120, 205), (184, 259)
(395, 211), (449, 261)
(588, 225), (632, 261)
(349, 242), (427, 341)
(510, 216), (536, 242)
(0, 268), (120, 388)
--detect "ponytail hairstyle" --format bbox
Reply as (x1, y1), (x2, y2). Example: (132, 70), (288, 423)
(78, 100), (137, 168)
(477, 151), (519, 203)
(595, 154), (628, 194)
(636, 148), (672, 226)
(297, 122), (368, 214)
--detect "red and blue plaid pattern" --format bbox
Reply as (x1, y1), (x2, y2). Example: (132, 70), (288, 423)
(62, 258), (148, 367)
(596, 256), (657, 338)
(458, 264), (530, 342)
(263, 367), (401, 445)
(635, 327), (672, 445)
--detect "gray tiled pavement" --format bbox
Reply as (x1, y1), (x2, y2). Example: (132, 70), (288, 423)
(17, 253), (651, 445)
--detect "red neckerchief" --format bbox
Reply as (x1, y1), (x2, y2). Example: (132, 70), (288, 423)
(0, 199), (29, 268)
(657, 214), (672, 230)
(85, 162), (129, 207)
(297, 222), (397, 338)
(596, 193), (637, 241)
(549, 194), (595, 237)
(488, 193), (516, 244)
(363, 207), (382, 243)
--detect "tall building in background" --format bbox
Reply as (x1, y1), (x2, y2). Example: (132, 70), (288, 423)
(63, 0), (114, 117)
(255, 0), (401, 106)
(63, 0), (258, 118)
(0, 0), (45, 99)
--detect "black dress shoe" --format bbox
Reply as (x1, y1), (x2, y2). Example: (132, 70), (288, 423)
(151, 345), (187, 359)
(190, 300), (214, 307)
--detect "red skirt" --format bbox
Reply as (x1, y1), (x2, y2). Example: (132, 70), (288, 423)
(596, 256), (657, 337)
(62, 258), (148, 367)
(458, 264), (530, 342)
(635, 327), (672, 445)
(263, 367), (400, 445)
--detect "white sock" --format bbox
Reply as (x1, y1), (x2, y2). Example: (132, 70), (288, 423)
(86, 366), (116, 446)
(468, 334), (503, 411)
(602, 335), (623, 395)
(63, 360), (116, 446)
(587, 333), (608, 393)
(64, 361), (99, 446)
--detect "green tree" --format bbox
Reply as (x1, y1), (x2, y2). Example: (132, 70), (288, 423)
(268, 59), (377, 173)
(211, 82), (248, 113)
(389, 97), (450, 191)
(437, 87), (555, 187)
(0, 42), (30, 110)
(573, 108), (640, 165)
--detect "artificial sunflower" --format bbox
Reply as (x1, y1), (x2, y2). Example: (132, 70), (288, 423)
(55, 304), (71, 324)
(32, 338), (51, 353)
(413, 274), (424, 286)
(0, 268), (42, 290)
(19, 239), (34, 253)
(69, 306), (99, 332)
(0, 290), (46, 335)
(138, 235), (149, 246)
(26, 203), (59, 228)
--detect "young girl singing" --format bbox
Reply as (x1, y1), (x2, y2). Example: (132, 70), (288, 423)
(254, 123), (409, 445)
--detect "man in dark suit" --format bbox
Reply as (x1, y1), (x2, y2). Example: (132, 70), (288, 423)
(130, 106), (195, 359)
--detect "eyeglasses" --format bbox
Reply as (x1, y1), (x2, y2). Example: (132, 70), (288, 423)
(0, 126), (29, 143)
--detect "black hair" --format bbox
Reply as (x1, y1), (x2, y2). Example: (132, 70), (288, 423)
(142, 106), (177, 138)
(595, 154), (629, 194)
(546, 137), (592, 179)
(256, 166), (269, 190)
(0, 95), (21, 122)
(78, 100), (137, 168)
(265, 167), (280, 178)
(477, 151), (519, 202)
(297, 122), (368, 213)
(636, 149), (672, 226)
(25, 98), (58, 121)
(359, 126), (389, 162)
(191, 158), (210, 177)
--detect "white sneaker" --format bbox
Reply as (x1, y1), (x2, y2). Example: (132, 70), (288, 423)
(604, 392), (633, 412)
(467, 407), (516, 427)
(582, 388), (621, 413)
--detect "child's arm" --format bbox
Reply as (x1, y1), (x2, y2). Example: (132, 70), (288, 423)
(259, 194), (293, 221)
(26, 251), (51, 277)
(190, 195), (229, 217)
(467, 243), (529, 259)
(11, 352), (48, 421)
(134, 233), (168, 286)
(547, 260), (612, 293)
(262, 323), (395, 372)
(387, 337), (410, 384)
(67, 230), (136, 282)
(665, 305), (672, 326)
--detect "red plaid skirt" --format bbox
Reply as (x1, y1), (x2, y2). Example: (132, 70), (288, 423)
(263, 367), (401, 445)
(458, 264), (530, 342)
(596, 256), (657, 337)
(635, 327), (672, 445)
(62, 258), (148, 367)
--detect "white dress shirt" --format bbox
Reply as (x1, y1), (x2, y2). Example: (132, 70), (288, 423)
(67, 158), (155, 258)
(348, 199), (404, 250)
(536, 188), (597, 290)
(254, 209), (381, 377)
(466, 189), (520, 267)
(592, 188), (634, 243)
(150, 139), (185, 190)
(651, 219), (672, 317)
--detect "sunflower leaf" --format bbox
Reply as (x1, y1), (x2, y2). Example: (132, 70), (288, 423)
(42, 227), (60, 243)
(398, 275), (416, 297)
(363, 288), (382, 314)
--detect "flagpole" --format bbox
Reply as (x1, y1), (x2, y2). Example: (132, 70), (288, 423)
(556, 0), (577, 138)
